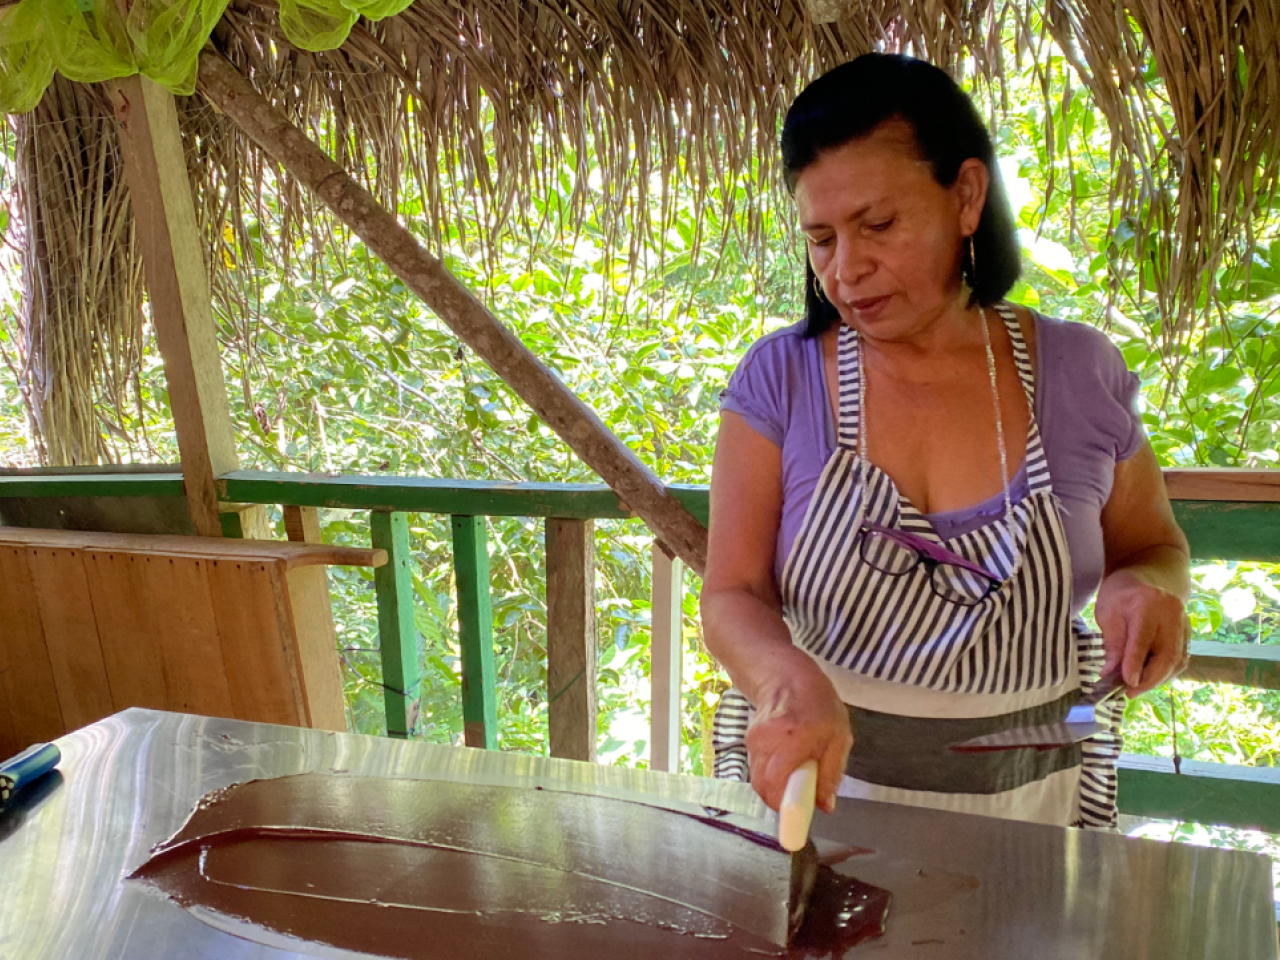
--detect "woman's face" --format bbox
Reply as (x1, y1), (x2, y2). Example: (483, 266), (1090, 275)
(794, 121), (988, 343)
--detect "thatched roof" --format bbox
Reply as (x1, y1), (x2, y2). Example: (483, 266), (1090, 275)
(3, 0), (1278, 463)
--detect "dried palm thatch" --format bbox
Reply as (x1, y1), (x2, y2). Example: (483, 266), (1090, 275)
(3, 0), (1279, 463)
(201, 0), (1008, 274)
(9, 74), (144, 465)
(1046, 0), (1280, 360)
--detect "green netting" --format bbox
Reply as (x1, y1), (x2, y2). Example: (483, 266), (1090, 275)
(45, 0), (137, 84)
(0, 1), (55, 114)
(126, 0), (231, 91)
(279, 0), (414, 53)
(0, 0), (414, 114)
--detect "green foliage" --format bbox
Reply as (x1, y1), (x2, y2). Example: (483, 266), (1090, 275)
(996, 48), (1280, 471)
(1121, 561), (1280, 771)
(0, 316), (28, 458)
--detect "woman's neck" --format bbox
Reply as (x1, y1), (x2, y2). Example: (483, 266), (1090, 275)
(846, 298), (993, 378)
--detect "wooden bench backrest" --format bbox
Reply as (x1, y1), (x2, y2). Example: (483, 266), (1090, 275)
(0, 528), (385, 756)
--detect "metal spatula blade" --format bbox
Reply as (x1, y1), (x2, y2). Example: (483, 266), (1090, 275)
(779, 761), (821, 940)
(789, 839), (821, 940)
(948, 669), (1125, 754)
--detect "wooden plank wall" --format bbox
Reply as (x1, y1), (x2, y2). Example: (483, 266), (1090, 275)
(25, 547), (116, 732)
(0, 547), (65, 755)
(0, 543), (350, 756)
(83, 552), (169, 712)
(206, 558), (306, 724)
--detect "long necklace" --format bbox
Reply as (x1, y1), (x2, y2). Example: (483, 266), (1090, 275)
(856, 306), (1013, 520)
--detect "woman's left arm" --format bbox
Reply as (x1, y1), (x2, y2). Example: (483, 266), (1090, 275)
(1096, 440), (1192, 694)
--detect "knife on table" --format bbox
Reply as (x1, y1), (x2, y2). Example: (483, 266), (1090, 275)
(948, 670), (1127, 753)
(0, 743), (61, 808)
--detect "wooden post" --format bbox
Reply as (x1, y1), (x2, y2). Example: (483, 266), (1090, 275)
(196, 52), (708, 576)
(546, 519), (597, 762)
(283, 505), (323, 544)
(109, 75), (238, 537)
(452, 516), (498, 749)
(276, 503), (347, 732)
(371, 511), (421, 738)
(650, 543), (684, 773)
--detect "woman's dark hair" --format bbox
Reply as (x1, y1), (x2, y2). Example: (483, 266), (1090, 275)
(782, 53), (1020, 336)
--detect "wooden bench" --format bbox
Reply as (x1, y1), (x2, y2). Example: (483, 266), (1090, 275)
(0, 527), (386, 756)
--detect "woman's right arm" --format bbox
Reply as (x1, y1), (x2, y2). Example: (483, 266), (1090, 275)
(701, 411), (853, 814)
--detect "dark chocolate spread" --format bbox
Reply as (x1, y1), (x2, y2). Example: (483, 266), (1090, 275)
(130, 774), (889, 958)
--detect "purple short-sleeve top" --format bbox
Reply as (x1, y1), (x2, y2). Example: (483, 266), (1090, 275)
(720, 313), (1144, 617)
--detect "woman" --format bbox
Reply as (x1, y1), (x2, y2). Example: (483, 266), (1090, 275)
(702, 54), (1190, 829)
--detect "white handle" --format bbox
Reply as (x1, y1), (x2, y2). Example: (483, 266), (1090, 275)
(778, 759), (818, 852)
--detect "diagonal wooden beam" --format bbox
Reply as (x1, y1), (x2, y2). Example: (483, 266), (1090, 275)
(196, 51), (708, 575)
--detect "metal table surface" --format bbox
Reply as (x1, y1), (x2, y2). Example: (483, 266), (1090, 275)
(1, 709), (1275, 959)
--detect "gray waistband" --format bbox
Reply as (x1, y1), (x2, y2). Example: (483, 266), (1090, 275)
(846, 691), (1082, 795)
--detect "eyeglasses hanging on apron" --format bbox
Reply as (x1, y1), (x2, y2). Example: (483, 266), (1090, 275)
(857, 524), (1003, 606)
(712, 303), (1122, 829)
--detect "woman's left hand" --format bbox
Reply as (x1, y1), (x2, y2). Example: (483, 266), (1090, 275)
(1096, 442), (1192, 696)
(1094, 567), (1190, 695)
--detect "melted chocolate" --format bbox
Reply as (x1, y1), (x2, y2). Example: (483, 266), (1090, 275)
(789, 867), (892, 956)
(129, 774), (889, 958)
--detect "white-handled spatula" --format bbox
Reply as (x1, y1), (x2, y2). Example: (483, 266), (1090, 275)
(779, 759), (819, 852)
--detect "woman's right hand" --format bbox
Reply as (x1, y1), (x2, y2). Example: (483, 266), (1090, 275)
(745, 654), (853, 815)
(702, 413), (852, 813)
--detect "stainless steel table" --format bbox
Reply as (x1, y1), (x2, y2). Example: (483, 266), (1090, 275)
(1, 709), (1275, 959)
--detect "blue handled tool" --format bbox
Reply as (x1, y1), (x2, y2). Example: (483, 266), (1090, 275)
(0, 743), (61, 807)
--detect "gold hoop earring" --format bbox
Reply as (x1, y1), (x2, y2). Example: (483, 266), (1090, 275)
(813, 273), (826, 302)
(967, 235), (979, 292)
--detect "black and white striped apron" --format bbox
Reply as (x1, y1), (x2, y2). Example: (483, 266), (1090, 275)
(713, 304), (1121, 828)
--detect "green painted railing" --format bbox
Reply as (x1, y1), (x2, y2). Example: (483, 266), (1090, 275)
(2, 467), (1279, 833)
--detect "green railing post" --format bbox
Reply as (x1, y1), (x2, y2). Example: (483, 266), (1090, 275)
(219, 511), (247, 538)
(218, 503), (271, 539)
(452, 515), (498, 749)
(371, 510), (420, 738)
